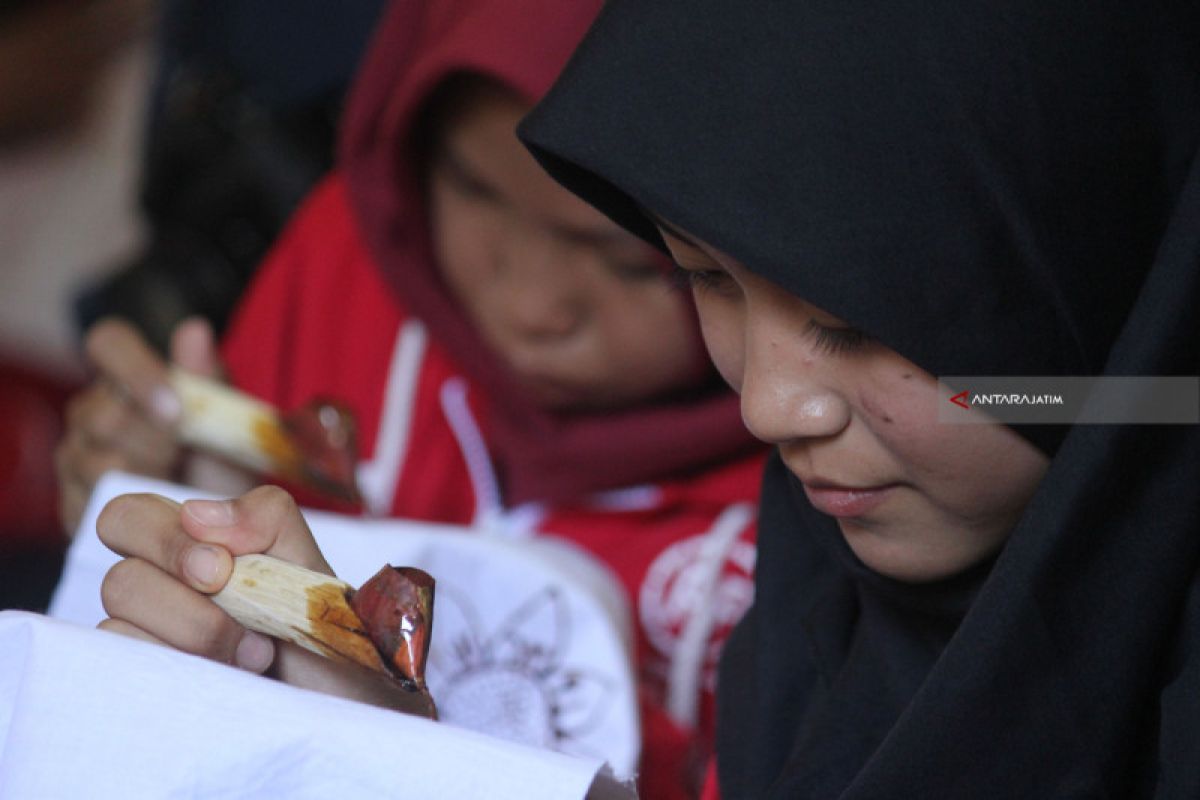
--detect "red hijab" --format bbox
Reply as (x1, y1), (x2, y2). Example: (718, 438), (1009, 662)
(339, 0), (759, 504)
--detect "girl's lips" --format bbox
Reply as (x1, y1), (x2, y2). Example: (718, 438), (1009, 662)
(802, 483), (896, 518)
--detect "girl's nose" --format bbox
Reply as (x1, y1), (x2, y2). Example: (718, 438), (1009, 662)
(497, 232), (585, 340)
(738, 312), (851, 444)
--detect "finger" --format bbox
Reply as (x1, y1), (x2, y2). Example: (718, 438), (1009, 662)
(169, 316), (224, 379)
(65, 382), (125, 446)
(96, 493), (234, 593)
(74, 427), (175, 486)
(73, 446), (140, 491)
(100, 573), (276, 671)
(58, 413), (174, 504)
(180, 485), (332, 574)
(84, 317), (181, 425)
(98, 563), (276, 676)
(55, 425), (126, 492)
(55, 437), (126, 533)
(97, 617), (167, 647)
(55, 434), (94, 534)
(273, 644), (436, 716)
(232, 630), (277, 673)
(182, 452), (257, 497)
(99, 416), (177, 474)
(101, 556), (244, 661)
(58, 479), (86, 537)
(67, 383), (176, 473)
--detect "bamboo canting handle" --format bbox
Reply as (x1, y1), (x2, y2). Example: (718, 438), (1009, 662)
(212, 554), (434, 698)
(169, 369), (361, 503)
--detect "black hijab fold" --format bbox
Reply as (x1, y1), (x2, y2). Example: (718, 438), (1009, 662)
(521, 0), (1200, 796)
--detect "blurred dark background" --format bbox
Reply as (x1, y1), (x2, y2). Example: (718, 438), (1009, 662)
(75, 0), (387, 351)
(1, 0), (385, 611)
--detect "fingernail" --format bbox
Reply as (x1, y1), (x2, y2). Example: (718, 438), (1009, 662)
(149, 385), (182, 423)
(234, 630), (274, 673)
(184, 499), (236, 527)
(184, 545), (221, 585)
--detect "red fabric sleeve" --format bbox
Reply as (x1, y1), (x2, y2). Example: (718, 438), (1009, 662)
(699, 756), (721, 800)
(221, 173), (379, 406)
(218, 171), (478, 522)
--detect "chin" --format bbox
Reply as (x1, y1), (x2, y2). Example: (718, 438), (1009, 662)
(837, 519), (996, 583)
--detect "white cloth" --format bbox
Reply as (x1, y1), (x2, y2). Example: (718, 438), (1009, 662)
(38, 471), (642, 795)
(0, 611), (631, 799)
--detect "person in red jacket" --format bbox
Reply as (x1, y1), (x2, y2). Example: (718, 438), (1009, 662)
(57, 1), (766, 796)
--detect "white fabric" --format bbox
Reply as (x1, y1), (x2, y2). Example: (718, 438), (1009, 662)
(46, 471), (641, 787)
(0, 611), (632, 799)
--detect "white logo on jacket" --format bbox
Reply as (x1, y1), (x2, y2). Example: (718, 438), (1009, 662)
(638, 506), (756, 726)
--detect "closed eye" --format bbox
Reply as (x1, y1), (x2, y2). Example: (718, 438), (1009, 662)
(805, 319), (871, 354)
(437, 150), (501, 203)
(670, 263), (737, 296)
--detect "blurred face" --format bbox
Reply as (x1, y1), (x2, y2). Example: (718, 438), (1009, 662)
(657, 221), (1050, 582)
(427, 82), (702, 411)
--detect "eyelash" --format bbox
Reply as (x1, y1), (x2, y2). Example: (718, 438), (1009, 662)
(805, 319), (871, 354)
(671, 265), (870, 354)
(669, 264), (732, 294)
(608, 260), (662, 283)
(439, 157), (500, 203)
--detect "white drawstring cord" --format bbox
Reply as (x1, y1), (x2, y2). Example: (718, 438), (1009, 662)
(665, 502), (756, 729)
(440, 376), (503, 527)
(356, 320), (427, 516)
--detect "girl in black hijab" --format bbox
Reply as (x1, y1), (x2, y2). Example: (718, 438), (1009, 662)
(520, 0), (1200, 797)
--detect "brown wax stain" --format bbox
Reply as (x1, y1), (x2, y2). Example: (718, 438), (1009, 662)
(242, 578), (257, 588)
(251, 416), (304, 477)
(304, 582), (387, 673)
(249, 412), (360, 503)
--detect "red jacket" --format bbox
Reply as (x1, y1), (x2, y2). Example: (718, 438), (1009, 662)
(224, 176), (764, 798)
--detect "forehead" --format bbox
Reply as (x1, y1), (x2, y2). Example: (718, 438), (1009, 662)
(436, 80), (642, 248)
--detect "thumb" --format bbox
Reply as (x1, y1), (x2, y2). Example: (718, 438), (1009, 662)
(169, 316), (223, 379)
(180, 486), (333, 576)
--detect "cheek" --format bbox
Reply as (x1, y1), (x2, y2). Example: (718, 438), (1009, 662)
(429, 192), (497, 300)
(856, 360), (938, 439)
(862, 374), (1048, 523)
(859, 377), (951, 482)
(858, 368), (991, 494)
(598, 288), (702, 380)
(937, 425), (1048, 522)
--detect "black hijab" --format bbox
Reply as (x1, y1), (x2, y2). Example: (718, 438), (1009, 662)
(521, 1), (1200, 797)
